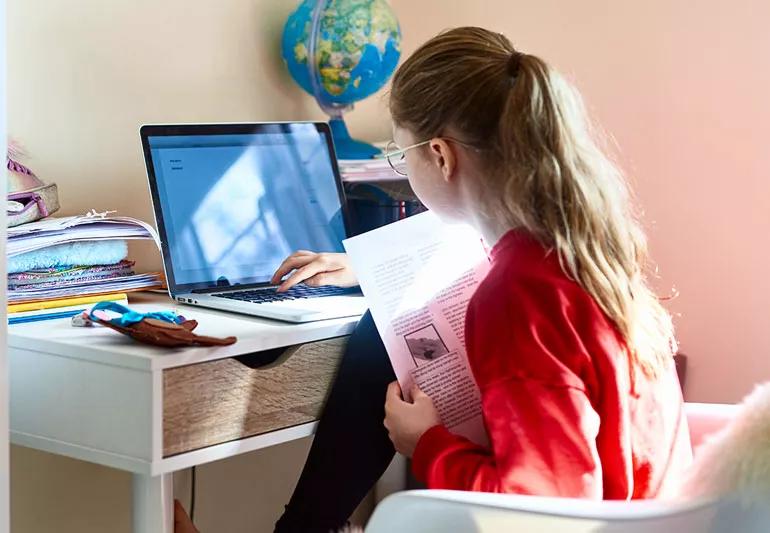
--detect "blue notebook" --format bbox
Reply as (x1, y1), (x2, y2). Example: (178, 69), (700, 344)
(8, 308), (86, 325)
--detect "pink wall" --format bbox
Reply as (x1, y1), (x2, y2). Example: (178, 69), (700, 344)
(356, 0), (770, 403)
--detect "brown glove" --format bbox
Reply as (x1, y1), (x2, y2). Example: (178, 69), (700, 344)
(95, 316), (237, 347)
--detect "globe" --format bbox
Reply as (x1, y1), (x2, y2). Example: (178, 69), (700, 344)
(282, 0), (402, 159)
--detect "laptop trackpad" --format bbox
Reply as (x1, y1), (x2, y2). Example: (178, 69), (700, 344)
(267, 296), (368, 315)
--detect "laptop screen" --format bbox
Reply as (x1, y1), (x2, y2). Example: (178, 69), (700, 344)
(143, 123), (348, 293)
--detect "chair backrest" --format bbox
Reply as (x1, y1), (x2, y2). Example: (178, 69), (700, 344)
(364, 489), (770, 533)
(685, 402), (739, 450)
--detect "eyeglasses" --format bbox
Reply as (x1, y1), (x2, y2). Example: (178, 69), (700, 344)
(382, 140), (430, 176)
(381, 138), (479, 177)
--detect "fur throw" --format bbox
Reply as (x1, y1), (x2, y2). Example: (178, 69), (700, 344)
(677, 382), (770, 504)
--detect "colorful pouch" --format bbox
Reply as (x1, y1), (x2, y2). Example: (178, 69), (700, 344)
(87, 302), (237, 348)
(7, 146), (60, 227)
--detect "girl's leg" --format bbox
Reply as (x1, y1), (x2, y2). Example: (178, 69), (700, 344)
(274, 311), (396, 533)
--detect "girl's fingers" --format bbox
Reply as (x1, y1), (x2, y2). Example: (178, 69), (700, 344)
(303, 272), (331, 287)
(277, 262), (327, 292)
(411, 384), (428, 401)
(271, 254), (317, 284)
(386, 380), (403, 403)
(272, 252), (353, 290)
(385, 381), (401, 417)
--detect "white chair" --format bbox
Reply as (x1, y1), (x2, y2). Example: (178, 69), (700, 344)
(365, 402), (770, 532)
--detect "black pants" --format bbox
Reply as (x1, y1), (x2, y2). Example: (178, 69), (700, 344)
(274, 311), (396, 533)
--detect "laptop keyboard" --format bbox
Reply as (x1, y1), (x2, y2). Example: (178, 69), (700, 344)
(210, 285), (359, 304)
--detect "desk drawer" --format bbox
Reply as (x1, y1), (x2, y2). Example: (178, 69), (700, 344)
(162, 336), (348, 457)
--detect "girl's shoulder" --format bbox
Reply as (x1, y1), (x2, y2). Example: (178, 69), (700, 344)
(468, 249), (619, 392)
(472, 236), (622, 349)
(481, 233), (583, 307)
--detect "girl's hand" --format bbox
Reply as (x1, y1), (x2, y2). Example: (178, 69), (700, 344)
(271, 251), (358, 292)
(384, 381), (442, 457)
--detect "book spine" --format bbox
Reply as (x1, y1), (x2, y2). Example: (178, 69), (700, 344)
(7, 293), (128, 313)
(8, 299), (129, 319)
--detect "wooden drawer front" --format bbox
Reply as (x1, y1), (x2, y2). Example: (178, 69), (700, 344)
(162, 336), (348, 457)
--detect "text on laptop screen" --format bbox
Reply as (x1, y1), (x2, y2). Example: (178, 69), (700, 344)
(148, 125), (346, 289)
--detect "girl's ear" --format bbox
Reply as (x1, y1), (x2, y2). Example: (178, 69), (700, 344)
(428, 138), (457, 183)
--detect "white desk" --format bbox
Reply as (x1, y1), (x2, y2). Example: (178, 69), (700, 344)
(9, 293), (360, 532)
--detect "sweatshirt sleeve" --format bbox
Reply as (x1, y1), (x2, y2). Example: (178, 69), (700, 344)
(411, 277), (605, 498)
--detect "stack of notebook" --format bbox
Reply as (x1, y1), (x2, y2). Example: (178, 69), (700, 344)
(7, 211), (164, 323)
(337, 158), (402, 183)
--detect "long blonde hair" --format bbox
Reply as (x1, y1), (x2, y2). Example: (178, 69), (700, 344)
(390, 27), (675, 376)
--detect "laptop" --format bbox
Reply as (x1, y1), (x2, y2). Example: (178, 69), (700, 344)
(140, 122), (368, 323)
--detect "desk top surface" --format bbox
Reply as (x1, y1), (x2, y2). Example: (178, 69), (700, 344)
(8, 292), (361, 371)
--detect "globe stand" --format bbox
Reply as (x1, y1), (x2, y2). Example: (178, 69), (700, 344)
(328, 117), (380, 160)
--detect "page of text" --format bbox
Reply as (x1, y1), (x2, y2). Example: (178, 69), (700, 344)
(344, 211), (491, 446)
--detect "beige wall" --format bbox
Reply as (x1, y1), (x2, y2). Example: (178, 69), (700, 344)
(8, 0), (770, 531)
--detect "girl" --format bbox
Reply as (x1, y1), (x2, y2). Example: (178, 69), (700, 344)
(378, 26), (692, 497)
(176, 26), (691, 533)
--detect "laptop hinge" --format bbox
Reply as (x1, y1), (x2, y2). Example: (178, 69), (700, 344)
(190, 282), (273, 295)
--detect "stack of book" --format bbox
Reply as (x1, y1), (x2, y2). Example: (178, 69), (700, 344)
(337, 158), (402, 183)
(7, 211), (164, 324)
